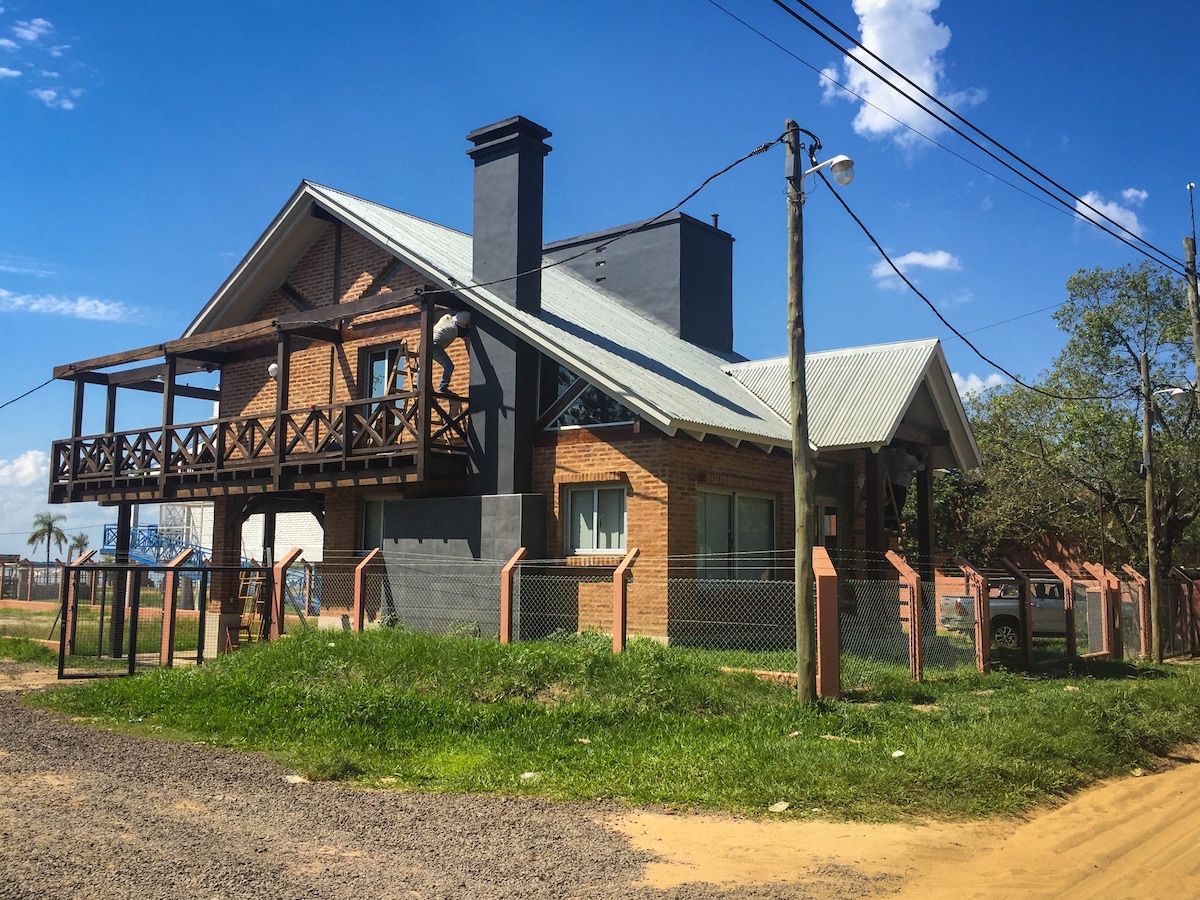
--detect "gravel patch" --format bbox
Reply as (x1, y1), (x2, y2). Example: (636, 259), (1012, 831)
(0, 664), (881, 899)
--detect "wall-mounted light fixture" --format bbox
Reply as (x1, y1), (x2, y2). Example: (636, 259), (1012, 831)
(267, 362), (279, 380)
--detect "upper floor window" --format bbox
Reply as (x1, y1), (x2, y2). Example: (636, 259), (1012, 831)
(565, 484), (626, 553)
(363, 344), (411, 398)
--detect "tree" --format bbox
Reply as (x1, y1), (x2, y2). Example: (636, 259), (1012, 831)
(965, 262), (1200, 572)
(66, 532), (90, 565)
(28, 512), (67, 571)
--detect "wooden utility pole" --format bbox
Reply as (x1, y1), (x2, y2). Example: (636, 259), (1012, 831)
(1141, 351), (1163, 662)
(785, 119), (817, 702)
(1184, 236), (1200, 417)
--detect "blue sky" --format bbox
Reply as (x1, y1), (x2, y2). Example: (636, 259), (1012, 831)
(0, 0), (1196, 556)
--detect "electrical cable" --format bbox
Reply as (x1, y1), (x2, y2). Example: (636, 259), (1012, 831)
(771, 0), (1185, 275)
(0, 377), (53, 411)
(705, 0), (1185, 275)
(418, 135), (785, 300)
(812, 170), (1130, 403)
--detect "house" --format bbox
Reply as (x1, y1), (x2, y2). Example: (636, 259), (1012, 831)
(48, 116), (980, 642)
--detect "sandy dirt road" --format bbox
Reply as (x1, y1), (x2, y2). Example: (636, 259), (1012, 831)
(4, 662), (1199, 899)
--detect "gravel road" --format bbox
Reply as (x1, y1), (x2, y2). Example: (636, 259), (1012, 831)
(0, 664), (887, 900)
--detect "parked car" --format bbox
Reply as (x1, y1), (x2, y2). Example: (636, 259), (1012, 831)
(939, 578), (1068, 650)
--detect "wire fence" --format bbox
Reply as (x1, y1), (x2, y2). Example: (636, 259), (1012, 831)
(6, 548), (1193, 686)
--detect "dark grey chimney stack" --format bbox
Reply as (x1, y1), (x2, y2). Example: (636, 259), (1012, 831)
(466, 116), (552, 313)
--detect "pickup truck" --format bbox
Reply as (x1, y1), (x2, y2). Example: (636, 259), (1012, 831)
(938, 578), (1068, 650)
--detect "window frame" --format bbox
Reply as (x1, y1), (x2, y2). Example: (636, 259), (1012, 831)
(564, 483), (628, 555)
(696, 487), (777, 579)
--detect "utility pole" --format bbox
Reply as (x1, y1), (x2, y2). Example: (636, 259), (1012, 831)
(1184, 235), (1200, 418)
(1141, 351), (1162, 662)
(785, 119), (817, 703)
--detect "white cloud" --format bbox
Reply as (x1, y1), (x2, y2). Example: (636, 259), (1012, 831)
(953, 371), (1005, 397)
(871, 249), (961, 287)
(48, 44), (68, 58)
(12, 18), (52, 43)
(0, 38), (16, 51)
(820, 0), (985, 149)
(0, 288), (135, 321)
(0, 450), (105, 558)
(0, 66), (18, 78)
(0, 256), (54, 276)
(0, 450), (48, 487)
(1075, 190), (1145, 238)
(30, 87), (73, 109)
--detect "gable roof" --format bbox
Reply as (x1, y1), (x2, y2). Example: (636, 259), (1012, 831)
(183, 182), (979, 467)
(724, 339), (981, 469)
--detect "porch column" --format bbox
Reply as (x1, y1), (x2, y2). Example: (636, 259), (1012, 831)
(273, 331), (291, 488)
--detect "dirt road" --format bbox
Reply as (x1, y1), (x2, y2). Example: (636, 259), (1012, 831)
(3, 662), (1198, 899)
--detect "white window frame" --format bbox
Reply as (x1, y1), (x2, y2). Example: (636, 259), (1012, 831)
(564, 484), (627, 554)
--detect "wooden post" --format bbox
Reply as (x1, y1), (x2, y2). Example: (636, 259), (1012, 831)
(159, 548), (195, 667)
(813, 546), (840, 698)
(886, 550), (923, 681)
(1083, 563), (1122, 660)
(956, 558), (991, 673)
(353, 548), (381, 632)
(999, 557), (1035, 668)
(612, 548), (639, 654)
(1122, 565), (1151, 659)
(499, 547), (527, 644)
(1170, 567), (1198, 655)
(270, 547), (303, 640)
(1041, 559), (1078, 658)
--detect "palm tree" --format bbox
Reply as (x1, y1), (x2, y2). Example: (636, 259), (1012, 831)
(66, 532), (90, 565)
(28, 512), (67, 572)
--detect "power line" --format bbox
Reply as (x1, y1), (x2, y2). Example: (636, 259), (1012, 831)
(771, 0), (1184, 274)
(706, 0), (1185, 276)
(813, 171), (1127, 403)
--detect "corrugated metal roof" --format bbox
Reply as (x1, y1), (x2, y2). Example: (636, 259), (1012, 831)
(301, 184), (793, 448)
(184, 182), (979, 465)
(724, 339), (981, 467)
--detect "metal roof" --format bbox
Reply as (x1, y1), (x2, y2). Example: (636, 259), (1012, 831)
(724, 339), (981, 468)
(183, 181), (979, 464)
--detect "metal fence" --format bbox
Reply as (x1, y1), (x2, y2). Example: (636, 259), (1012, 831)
(55, 563), (271, 678)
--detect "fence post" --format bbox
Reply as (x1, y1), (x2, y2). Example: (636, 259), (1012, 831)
(1170, 567), (1198, 654)
(159, 549), (195, 667)
(270, 548), (304, 640)
(1082, 563), (1122, 659)
(956, 558), (991, 673)
(612, 548), (639, 654)
(353, 548), (381, 632)
(813, 546), (840, 698)
(1122, 565), (1151, 659)
(1041, 559), (1078, 658)
(499, 547), (527, 644)
(886, 550), (923, 681)
(999, 558), (1035, 668)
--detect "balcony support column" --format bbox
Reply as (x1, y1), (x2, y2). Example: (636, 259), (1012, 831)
(274, 331), (291, 489)
(159, 354), (177, 493)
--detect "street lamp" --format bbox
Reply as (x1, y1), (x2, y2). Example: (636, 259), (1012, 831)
(785, 119), (854, 702)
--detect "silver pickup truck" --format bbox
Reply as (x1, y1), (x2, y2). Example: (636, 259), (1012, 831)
(938, 578), (1068, 650)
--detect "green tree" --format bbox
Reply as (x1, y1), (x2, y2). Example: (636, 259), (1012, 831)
(28, 512), (67, 570)
(966, 261), (1200, 571)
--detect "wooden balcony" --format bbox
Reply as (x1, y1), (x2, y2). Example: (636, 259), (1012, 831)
(50, 392), (470, 504)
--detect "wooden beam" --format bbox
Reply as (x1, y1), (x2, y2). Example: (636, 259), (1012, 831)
(279, 282), (314, 312)
(55, 290), (424, 379)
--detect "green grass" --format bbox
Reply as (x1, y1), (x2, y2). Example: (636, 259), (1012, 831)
(0, 636), (58, 663)
(24, 627), (1200, 821)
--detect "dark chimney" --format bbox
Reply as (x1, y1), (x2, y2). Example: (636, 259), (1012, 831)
(465, 116), (552, 312)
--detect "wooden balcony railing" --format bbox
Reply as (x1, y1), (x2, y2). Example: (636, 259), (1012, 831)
(50, 392), (470, 501)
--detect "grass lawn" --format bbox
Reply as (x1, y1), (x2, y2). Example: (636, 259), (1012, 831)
(15, 627), (1200, 821)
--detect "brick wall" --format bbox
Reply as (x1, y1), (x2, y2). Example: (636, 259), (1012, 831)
(218, 227), (470, 419)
